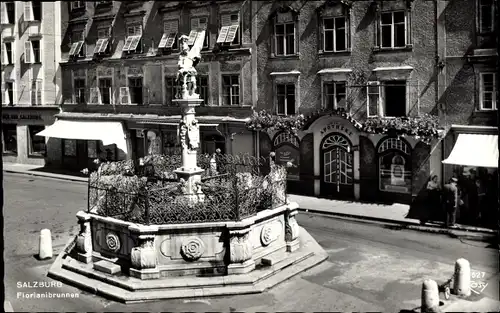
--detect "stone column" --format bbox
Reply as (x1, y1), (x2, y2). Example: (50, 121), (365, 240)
(129, 225), (159, 280)
(285, 207), (300, 252)
(75, 211), (93, 263)
(173, 98), (205, 203)
(227, 227), (255, 274)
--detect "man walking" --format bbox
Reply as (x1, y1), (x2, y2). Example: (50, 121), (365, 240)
(442, 177), (459, 228)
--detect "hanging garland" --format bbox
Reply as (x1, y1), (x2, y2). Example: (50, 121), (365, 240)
(246, 109), (444, 145)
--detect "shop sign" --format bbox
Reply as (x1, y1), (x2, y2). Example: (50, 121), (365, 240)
(276, 144), (300, 177)
(320, 122), (354, 138)
(2, 113), (42, 120)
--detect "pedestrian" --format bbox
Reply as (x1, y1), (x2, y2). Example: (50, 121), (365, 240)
(442, 177), (459, 228)
(420, 175), (440, 225)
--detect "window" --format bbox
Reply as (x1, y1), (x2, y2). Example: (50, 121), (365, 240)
(273, 132), (300, 180)
(197, 75), (209, 105)
(71, 1), (84, 10)
(28, 126), (46, 156)
(480, 73), (497, 110)
(276, 84), (295, 115)
(31, 79), (42, 105)
(1, 1), (15, 24)
(94, 27), (111, 55)
(217, 13), (240, 45)
(129, 77), (143, 105)
(4, 82), (14, 106)
(123, 25), (142, 53)
(98, 78), (112, 104)
(63, 139), (76, 157)
(189, 17), (208, 48)
(74, 78), (85, 104)
(323, 17), (347, 52)
(274, 11), (296, 56)
(367, 81), (407, 117)
(380, 11), (406, 48)
(479, 0), (495, 33)
(163, 132), (181, 156)
(33, 1), (41, 20)
(159, 20), (178, 50)
(69, 30), (85, 58)
(324, 81), (346, 110)
(31, 40), (40, 63)
(2, 124), (17, 154)
(87, 141), (98, 159)
(96, 1), (112, 6)
(2, 42), (13, 65)
(165, 76), (179, 105)
(378, 137), (411, 194)
(221, 75), (240, 106)
(367, 81), (381, 117)
(384, 81), (406, 117)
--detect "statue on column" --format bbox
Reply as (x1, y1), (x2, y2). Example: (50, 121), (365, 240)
(176, 30), (206, 99)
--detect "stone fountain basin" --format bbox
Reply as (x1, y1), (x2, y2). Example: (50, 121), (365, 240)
(47, 202), (328, 302)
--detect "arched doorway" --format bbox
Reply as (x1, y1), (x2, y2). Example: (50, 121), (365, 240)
(320, 133), (354, 199)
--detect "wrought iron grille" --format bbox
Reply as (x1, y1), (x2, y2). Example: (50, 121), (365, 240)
(87, 152), (287, 225)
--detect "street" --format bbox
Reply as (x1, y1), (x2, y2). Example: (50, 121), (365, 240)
(3, 172), (499, 312)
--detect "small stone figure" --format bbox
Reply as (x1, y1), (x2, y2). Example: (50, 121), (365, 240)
(187, 119), (200, 151)
(176, 33), (203, 99)
(178, 121), (188, 149)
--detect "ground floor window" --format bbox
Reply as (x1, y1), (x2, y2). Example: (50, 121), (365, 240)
(87, 140), (99, 159)
(202, 134), (225, 154)
(2, 124), (17, 154)
(163, 131), (181, 156)
(28, 125), (46, 156)
(63, 139), (77, 157)
(378, 137), (412, 193)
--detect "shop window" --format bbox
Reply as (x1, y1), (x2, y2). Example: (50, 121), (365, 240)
(479, 73), (497, 110)
(2, 124), (17, 154)
(379, 11), (407, 49)
(324, 81), (346, 110)
(276, 83), (295, 115)
(479, 0), (496, 33)
(203, 135), (225, 155)
(28, 125), (45, 156)
(63, 139), (77, 157)
(221, 75), (240, 106)
(87, 140), (98, 159)
(273, 132), (300, 180)
(378, 137), (411, 194)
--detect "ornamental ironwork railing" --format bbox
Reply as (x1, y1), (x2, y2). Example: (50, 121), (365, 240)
(87, 153), (287, 225)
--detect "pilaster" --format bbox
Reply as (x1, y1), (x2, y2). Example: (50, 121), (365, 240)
(129, 225), (159, 280)
(75, 211), (93, 263)
(285, 208), (300, 252)
(227, 227), (255, 274)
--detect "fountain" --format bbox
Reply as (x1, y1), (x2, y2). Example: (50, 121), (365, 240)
(48, 29), (328, 303)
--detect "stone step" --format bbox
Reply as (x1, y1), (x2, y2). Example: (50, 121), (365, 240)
(93, 260), (121, 275)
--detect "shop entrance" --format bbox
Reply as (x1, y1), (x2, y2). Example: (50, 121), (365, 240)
(320, 133), (354, 199)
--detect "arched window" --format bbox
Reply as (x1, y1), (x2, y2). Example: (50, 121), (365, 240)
(378, 137), (411, 193)
(273, 132), (300, 180)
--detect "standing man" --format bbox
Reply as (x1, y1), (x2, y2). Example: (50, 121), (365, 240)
(442, 177), (459, 228)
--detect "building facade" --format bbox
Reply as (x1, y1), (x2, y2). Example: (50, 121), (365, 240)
(1, 0), (62, 166)
(47, 0), (257, 171)
(252, 0), (497, 204)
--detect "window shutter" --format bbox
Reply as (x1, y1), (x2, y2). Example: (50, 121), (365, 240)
(143, 86), (149, 105)
(123, 36), (134, 51)
(217, 26), (230, 43)
(225, 25), (239, 43)
(119, 87), (131, 105)
(2, 44), (7, 65)
(3, 84), (9, 105)
(187, 29), (199, 45)
(24, 2), (33, 21)
(36, 80), (42, 105)
(1, 3), (7, 24)
(158, 33), (169, 48)
(94, 39), (105, 54)
(24, 41), (32, 63)
(319, 18), (324, 52)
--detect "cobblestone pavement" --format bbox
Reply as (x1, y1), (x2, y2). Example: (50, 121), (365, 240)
(4, 173), (499, 312)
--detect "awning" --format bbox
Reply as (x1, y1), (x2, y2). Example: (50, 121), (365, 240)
(36, 120), (128, 153)
(442, 134), (498, 168)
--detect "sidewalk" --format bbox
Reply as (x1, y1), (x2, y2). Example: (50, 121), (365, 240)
(3, 162), (498, 240)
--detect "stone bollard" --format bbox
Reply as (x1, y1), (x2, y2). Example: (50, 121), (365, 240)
(421, 279), (440, 312)
(453, 258), (471, 297)
(38, 229), (53, 260)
